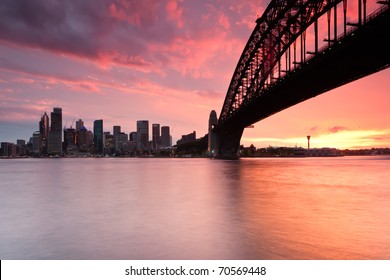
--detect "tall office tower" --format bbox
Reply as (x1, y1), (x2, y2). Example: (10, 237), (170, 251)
(129, 132), (137, 142)
(94, 120), (103, 154)
(78, 126), (88, 152)
(103, 132), (114, 154)
(75, 119), (83, 147)
(87, 131), (94, 150)
(16, 139), (26, 156)
(113, 126), (121, 153)
(113, 126), (121, 136)
(129, 131), (138, 151)
(76, 119), (84, 131)
(32, 131), (42, 155)
(48, 107), (62, 155)
(152, 124), (160, 150)
(136, 120), (149, 151)
(115, 132), (127, 154)
(64, 128), (77, 153)
(161, 126), (171, 148)
(208, 110), (218, 157)
(39, 112), (49, 154)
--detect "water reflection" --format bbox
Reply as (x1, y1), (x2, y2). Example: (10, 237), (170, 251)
(0, 157), (389, 259)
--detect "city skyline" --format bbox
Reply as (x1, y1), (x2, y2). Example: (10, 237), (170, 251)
(1, 106), (176, 157)
(1, 0), (389, 149)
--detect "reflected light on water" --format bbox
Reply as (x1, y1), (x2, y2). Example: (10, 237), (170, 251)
(0, 156), (389, 259)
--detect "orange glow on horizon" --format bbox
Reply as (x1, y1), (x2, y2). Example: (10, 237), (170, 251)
(242, 129), (390, 149)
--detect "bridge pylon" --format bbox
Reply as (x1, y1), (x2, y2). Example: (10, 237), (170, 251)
(208, 110), (244, 159)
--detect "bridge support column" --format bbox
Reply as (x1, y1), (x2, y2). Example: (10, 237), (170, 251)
(214, 126), (244, 159)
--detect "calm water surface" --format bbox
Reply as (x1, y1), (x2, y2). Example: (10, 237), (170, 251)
(1, 156), (389, 259)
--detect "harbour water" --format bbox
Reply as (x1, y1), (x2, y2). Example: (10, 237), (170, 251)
(1, 156), (389, 259)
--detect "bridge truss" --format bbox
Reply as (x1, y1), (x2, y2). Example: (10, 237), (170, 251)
(219, 0), (389, 126)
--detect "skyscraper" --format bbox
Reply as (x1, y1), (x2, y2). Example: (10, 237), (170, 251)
(161, 126), (171, 148)
(77, 126), (89, 152)
(64, 128), (76, 154)
(94, 120), (103, 154)
(48, 107), (62, 155)
(152, 123), (160, 150)
(39, 112), (49, 154)
(113, 126), (121, 136)
(76, 119), (84, 131)
(136, 120), (149, 151)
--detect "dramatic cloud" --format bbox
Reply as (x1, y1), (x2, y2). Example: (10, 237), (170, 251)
(0, 0), (389, 147)
(0, 0), (258, 75)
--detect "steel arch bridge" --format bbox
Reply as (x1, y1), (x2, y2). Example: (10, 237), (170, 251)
(210, 0), (390, 159)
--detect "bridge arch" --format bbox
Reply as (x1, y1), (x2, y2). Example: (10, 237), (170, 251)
(211, 0), (389, 159)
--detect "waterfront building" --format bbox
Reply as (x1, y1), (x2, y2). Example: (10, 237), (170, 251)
(152, 124), (160, 150)
(136, 120), (149, 151)
(32, 131), (42, 155)
(39, 112), (49, 155)
(161, 126), (171, 148)
(47, 107), (62, 155)
(1, 142), (17, 157)
(94, 119), (103, 154)
(16, 139), (27, 156)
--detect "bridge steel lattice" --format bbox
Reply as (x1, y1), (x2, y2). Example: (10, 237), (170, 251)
(211, 0), (389, 159)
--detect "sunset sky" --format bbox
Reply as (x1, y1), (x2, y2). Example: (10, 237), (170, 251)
(0, 0), (389, 149)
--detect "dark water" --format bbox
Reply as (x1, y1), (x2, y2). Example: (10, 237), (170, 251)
(1, 156), (389, 259)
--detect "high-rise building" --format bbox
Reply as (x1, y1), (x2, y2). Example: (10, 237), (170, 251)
(39, 112), (49, 154)
(32, 131), (42, 155)
(103, 132), (114, 154)
(152, 124), (160, 150)
(136, 120), (149, 151)
(64, 128), (77, 154)
(129, 132), (138, 152)
(77, 126), (89, 152)
(129, 132), (137, 142)
(113, 126), (121, 136)
(161, 126), (171, 148)
(87, 131), (94, 150)
(94, 120), (103, 154)
(48, 107), (62, 155)
(114, 132), (127, 154)
(1, 142), (17, 157)
(16, 139), (26, 156)
(76, 119), (84, 131)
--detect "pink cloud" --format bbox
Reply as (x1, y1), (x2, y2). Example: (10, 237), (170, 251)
(218, 12), (231, 29)
(166, 0), (184, 28)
